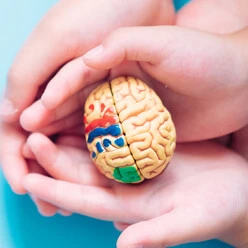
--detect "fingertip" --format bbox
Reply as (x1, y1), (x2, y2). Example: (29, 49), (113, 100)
(83, 45), (104, 62)
(22, 142), (35, 159)
(26, 132), (44, 147)
(117, 223), (144, 248)
(113, 222), (130, 232)
(30, 194), (58, 217)
(57, 209), (73, 216)
(7, 171), (28, 194)
(10, 183), (27, 195)
(19, 101), (46, 131)
(38, 208), (57, 217)
(1, 156), (29, 195)
(40, 86), (58, 110)
(83, 44), (118, 69)
(37, 204), (58, 217)
(19, 108), (34, 131)
(22, 173), (40, 192)
(26, 133), (53, 159)
(4, 165), (28, 195)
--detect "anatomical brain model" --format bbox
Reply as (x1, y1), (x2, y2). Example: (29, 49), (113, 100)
(84, 76), (176, 183)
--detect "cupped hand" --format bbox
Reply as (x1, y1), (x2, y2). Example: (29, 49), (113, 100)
(0, 0), (174, 195)
(2, 0), (175, 123)
(22, 134), (248, 248)
(82, 25), (248, 142)
(23, 25), (248, 141)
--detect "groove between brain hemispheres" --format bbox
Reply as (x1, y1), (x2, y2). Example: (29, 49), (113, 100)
(84, 76), (176, 183)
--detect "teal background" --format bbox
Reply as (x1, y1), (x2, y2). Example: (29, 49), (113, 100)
(0, 0), (233, 247)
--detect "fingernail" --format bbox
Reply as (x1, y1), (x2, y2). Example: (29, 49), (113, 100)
(0, 98), (19, 117)
(84, 45), (103, 59)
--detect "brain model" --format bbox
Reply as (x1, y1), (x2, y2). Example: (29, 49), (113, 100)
(84, 76), (176, 183)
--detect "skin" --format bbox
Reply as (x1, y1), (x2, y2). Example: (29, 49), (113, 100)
(22, 27), (248, 248)
(81, 26), (248, 141)
(175, 0), (248, 162)
(0, 0), (175, 195)
(176, 0), (248, 34)
(0, 0), (248, 246)
(23, 133), (248, 248)
(21, 25), (248, 142)
(21, 1), (248, 246)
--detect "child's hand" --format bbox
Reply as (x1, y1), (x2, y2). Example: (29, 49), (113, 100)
(22, 134), (248, 248)
(82, 26), (248, 142)
(24, 26), (248, 142)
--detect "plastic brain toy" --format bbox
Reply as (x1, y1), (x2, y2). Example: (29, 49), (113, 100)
(84, 76), (176, 183)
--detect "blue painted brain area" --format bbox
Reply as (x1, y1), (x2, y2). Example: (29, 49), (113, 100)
(87, 124), (122, 143)
(114, 137), (125, 147)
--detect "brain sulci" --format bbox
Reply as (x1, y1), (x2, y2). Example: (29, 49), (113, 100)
(84, 76), (176, 184)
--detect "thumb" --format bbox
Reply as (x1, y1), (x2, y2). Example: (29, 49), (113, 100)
(117, 207), (222, 248)
(83, 26), (239, 97)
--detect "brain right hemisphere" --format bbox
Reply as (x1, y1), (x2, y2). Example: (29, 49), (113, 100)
(84, 76), (176, 183)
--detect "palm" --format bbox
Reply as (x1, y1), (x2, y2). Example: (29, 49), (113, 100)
(25, 134), (248, 245)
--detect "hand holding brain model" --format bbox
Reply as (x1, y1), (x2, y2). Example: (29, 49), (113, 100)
(84, 76), (176, 183)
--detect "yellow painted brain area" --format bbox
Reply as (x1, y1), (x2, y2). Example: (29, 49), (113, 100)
(84, 76), (176, 183)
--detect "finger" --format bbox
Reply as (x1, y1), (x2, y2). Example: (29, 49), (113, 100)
(117, 207), (221, 248)
(27, 157), (73, 216)
(57, 209), (73, 216)
(83, 26), (242, 97)
(31, 194), (73, 217)
(29, 194), (58, 217)
(23, 174), (131, 222)
(27, 159), (61, 216)
(20, 88), (86, 132)
(1, 2), (81, 122)
(113, 222), (131, 232)
(26, 133), (109, 186)
(37, 110), (84, 136)
(0, 123), (28, 194)
(41, 57), (108, 109)
(55, 134), (86, 149)
(22, 143), (35, 159)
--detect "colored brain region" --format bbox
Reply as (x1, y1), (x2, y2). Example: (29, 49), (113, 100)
(84, 76), (176, 183)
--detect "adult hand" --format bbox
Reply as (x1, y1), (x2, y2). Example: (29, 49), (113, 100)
(0, 0), (175, 194)
(22, 135), (248, 248)
(1, 0), (174, 122)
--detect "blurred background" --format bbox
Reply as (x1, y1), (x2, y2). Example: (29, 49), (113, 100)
(0, 0), (233, 247)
